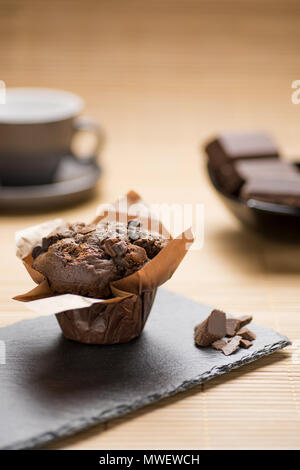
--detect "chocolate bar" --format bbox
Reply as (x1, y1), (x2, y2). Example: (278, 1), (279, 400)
(194, 309), (226, 347)
(205, 132), (279, 193)
(241, 178), (300, 208)
(235, 159), (298, 181)
(212, 339), (227, 351)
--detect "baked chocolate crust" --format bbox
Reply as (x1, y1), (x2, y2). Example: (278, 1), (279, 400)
(32, 220), (167, 298)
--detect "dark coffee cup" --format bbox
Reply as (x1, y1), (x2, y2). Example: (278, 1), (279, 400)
(0, 88), (100, 186)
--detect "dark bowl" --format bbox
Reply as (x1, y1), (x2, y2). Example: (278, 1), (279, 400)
(207, 162), (300, 239)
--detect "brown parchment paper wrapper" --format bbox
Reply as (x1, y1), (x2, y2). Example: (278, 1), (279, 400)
(14, 190), (194, 344)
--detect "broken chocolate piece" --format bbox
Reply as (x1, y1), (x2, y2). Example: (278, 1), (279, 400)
(31, 244), (43, 259)
(212, 339), (227, 351)
(206, 132), (278, 166)
(221, 335), (242, 356)
(194, 306), (256, 355)
(239, 339), (253, 349)
(79, 226), (96, 235)
(226, 318), (241, 337)
(194, 309), (226, 347)
(238, 315), (253, 328)
(237, 327), (256, 341)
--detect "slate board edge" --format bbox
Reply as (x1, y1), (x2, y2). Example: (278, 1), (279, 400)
(3, 336), (290, 450)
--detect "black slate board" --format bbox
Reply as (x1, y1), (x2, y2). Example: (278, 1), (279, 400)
(0, 289), (290, 449)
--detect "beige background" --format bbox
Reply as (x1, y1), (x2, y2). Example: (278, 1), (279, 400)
(0, 0), (300, 449)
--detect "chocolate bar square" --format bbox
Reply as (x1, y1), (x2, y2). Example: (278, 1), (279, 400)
(241, 177), (300, 207)
(219, 132), (278, 160)
(0, 289), (290, 449)
(205, 132), (279, 194)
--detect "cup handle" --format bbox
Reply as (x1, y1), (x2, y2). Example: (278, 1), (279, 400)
(72, 116), (104, 163)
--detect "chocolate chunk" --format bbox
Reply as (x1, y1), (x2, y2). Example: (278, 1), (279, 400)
(205, 140), (244, 193)
(205, 132), (279, 194)
(127, 219), (142, 241)
(0, 290), (292, 450)
(32, 230), (70, 259)
(41, 235), (61, 251)
(234, 159), (298, 181)
(238, 315), (253, 328)
(32, 221), (167, 299)
(218, 132), (279, 160)
(103, 239), (128, 258)
(78, 226), (96, 235)
(212, 339), (227, 351)
(128, 218), (142, 229)
(241, 177), (300, 207)
(226, 318), (241, 337)
(31, 244), (43, 259)
(221, 335), (242, 356)
(239, 339), (253, 349)
(206, 132), (278, 165)
(237, 327), (256, 341)
(194, 309), (226, 347)
(113, 244), (149, 275)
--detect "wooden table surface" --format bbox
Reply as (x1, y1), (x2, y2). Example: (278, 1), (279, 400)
(1, 0), (300, 450)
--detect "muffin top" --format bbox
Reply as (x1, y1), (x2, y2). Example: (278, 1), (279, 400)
(32, 220), (167, 298)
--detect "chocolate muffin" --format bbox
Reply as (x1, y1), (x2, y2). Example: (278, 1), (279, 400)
(32, 220), (168, 298)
